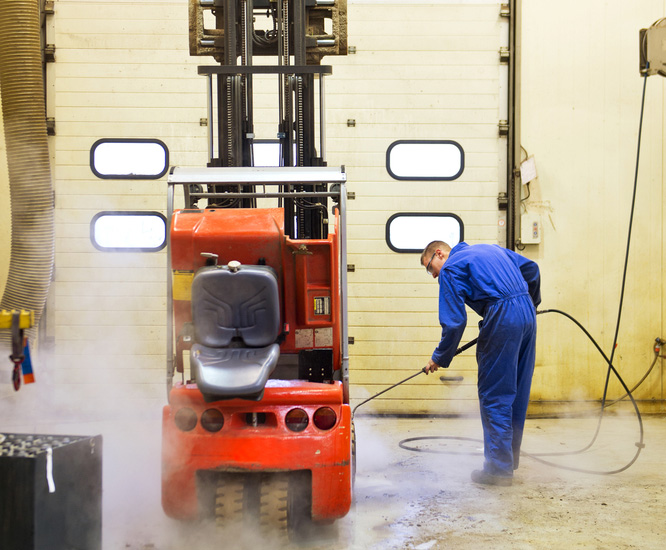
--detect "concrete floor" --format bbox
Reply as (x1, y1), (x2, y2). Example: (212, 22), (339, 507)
(3, 397), (665, 550)
(342, 413), (665, 550)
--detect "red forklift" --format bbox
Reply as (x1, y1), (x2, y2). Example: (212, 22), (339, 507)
(161, 0), (352, 537)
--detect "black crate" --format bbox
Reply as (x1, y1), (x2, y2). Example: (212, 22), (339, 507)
(0, 433), (102, 550)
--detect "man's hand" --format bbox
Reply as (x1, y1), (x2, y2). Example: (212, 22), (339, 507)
(424, 359), (441, 374)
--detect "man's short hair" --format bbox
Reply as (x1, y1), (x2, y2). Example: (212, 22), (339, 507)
(420, 240), (452, 265)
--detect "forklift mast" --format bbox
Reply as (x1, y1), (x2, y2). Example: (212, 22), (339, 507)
(185, 0), (347, 239)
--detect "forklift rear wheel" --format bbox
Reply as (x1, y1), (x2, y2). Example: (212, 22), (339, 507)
(212, 472), (314, 540)
(259, 473), (289, 539)
(214, 476), (244, 525)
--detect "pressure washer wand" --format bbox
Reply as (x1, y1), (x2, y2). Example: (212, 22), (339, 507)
(352, 337), (478, 416)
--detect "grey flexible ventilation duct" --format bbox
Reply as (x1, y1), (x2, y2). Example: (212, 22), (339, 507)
(0, 0), (55, 348)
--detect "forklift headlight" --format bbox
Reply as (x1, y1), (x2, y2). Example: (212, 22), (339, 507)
(285, 408), (309, 432)
(174, 407), (197, 432)
(313, 407), (337, 430)
(201, 409), (224, 432)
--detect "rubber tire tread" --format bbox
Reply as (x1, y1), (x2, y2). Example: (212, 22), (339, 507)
(215, 475), (244, 526)
(259, 473), (289, 539)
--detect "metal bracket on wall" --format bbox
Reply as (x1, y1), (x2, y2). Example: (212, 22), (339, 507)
(498, 120), (509, 136)
(44, 44), (55, 63)
(46, 118), (55, 136)
(500, 3), (510, 17)
(499, 47), (510, 63)
(497, 192), (508, 211)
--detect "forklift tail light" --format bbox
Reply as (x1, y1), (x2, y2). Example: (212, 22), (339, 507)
(285, 408), (309, 432)
(174, 407), (198, 431)
(313, 407), (337, 430)
(201, 409), (224, 432)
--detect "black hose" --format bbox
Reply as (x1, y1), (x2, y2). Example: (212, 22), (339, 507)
(507, 310), (645, 474)
(355, 306), (650, 474)
(395, 307), (646, 474)
(607, 341), (661, 405)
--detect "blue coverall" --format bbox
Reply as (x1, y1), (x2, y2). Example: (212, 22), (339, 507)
(431, 242), (541, 477)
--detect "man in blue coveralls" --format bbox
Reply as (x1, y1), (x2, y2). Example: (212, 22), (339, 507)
(420, 240), (540, 486)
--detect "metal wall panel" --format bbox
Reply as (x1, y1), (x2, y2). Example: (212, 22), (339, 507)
(50, 0), (204, 409)
(521, 0), (666, 410)
(325, 1), (508, 414)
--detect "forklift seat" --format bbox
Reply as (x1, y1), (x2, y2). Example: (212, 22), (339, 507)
(190, 263), (281, 401)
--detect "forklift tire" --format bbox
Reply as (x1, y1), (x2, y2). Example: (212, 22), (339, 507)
(214, 476), (244, 525)
(212, 471), (316, 541)
(259, 474), (289, 539)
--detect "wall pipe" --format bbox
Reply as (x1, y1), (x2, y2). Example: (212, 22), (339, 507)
(0, 0), (55, 347)
(506, 0), (521, 250)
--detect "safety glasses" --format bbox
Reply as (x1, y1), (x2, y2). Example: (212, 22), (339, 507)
(425, 251), (437, 275)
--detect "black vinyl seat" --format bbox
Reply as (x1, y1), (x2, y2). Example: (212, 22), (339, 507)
(190, 263), (280, 401)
